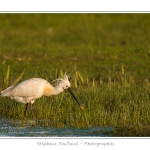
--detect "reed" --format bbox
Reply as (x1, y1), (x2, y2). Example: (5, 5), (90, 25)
(0, 68), (150, 129)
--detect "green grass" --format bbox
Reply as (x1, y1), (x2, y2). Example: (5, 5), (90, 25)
(0, 14), (150, 135)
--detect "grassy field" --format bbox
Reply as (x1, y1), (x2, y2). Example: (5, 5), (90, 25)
(0, 14), (150, 136)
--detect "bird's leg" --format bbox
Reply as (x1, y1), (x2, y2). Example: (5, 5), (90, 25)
(24, 103), (29, 116)
(29, 102), (33, 115)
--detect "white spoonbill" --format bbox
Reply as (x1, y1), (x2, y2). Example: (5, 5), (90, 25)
(1, 73), (84, 115)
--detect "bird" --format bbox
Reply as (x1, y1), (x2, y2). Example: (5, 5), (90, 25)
(1, 73), (84, 115)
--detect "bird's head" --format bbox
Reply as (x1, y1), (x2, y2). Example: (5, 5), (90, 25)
(62, 73), (71, 90)
(52, 72), (84, 110)
(51, 72), (71, 91)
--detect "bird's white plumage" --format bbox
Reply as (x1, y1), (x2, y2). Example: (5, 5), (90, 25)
(1, 78), (53, 104)
(0, 74), (71, 104)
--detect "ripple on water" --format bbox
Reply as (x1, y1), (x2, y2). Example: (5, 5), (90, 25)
(0, 118), (114, 137)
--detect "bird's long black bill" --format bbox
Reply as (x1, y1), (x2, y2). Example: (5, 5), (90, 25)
(68, 87), (84, 109)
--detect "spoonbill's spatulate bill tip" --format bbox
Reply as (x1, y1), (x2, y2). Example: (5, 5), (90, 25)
(80, 105), (84, 110)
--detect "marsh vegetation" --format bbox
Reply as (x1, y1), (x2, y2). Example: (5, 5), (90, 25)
(0, 14), (150, 136)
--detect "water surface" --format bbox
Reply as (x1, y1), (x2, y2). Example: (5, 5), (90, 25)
(0, 118), (114, 137)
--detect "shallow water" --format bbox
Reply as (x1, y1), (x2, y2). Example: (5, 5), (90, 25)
(0, 118), (114, 137)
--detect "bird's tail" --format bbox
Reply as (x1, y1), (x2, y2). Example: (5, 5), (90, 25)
(1, 86), (13, 97)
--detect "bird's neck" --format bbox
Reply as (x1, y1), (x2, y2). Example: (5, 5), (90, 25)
(52, 84), (64, 95)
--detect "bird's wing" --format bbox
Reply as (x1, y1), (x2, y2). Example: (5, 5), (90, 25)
(10, 78), (46, 97)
